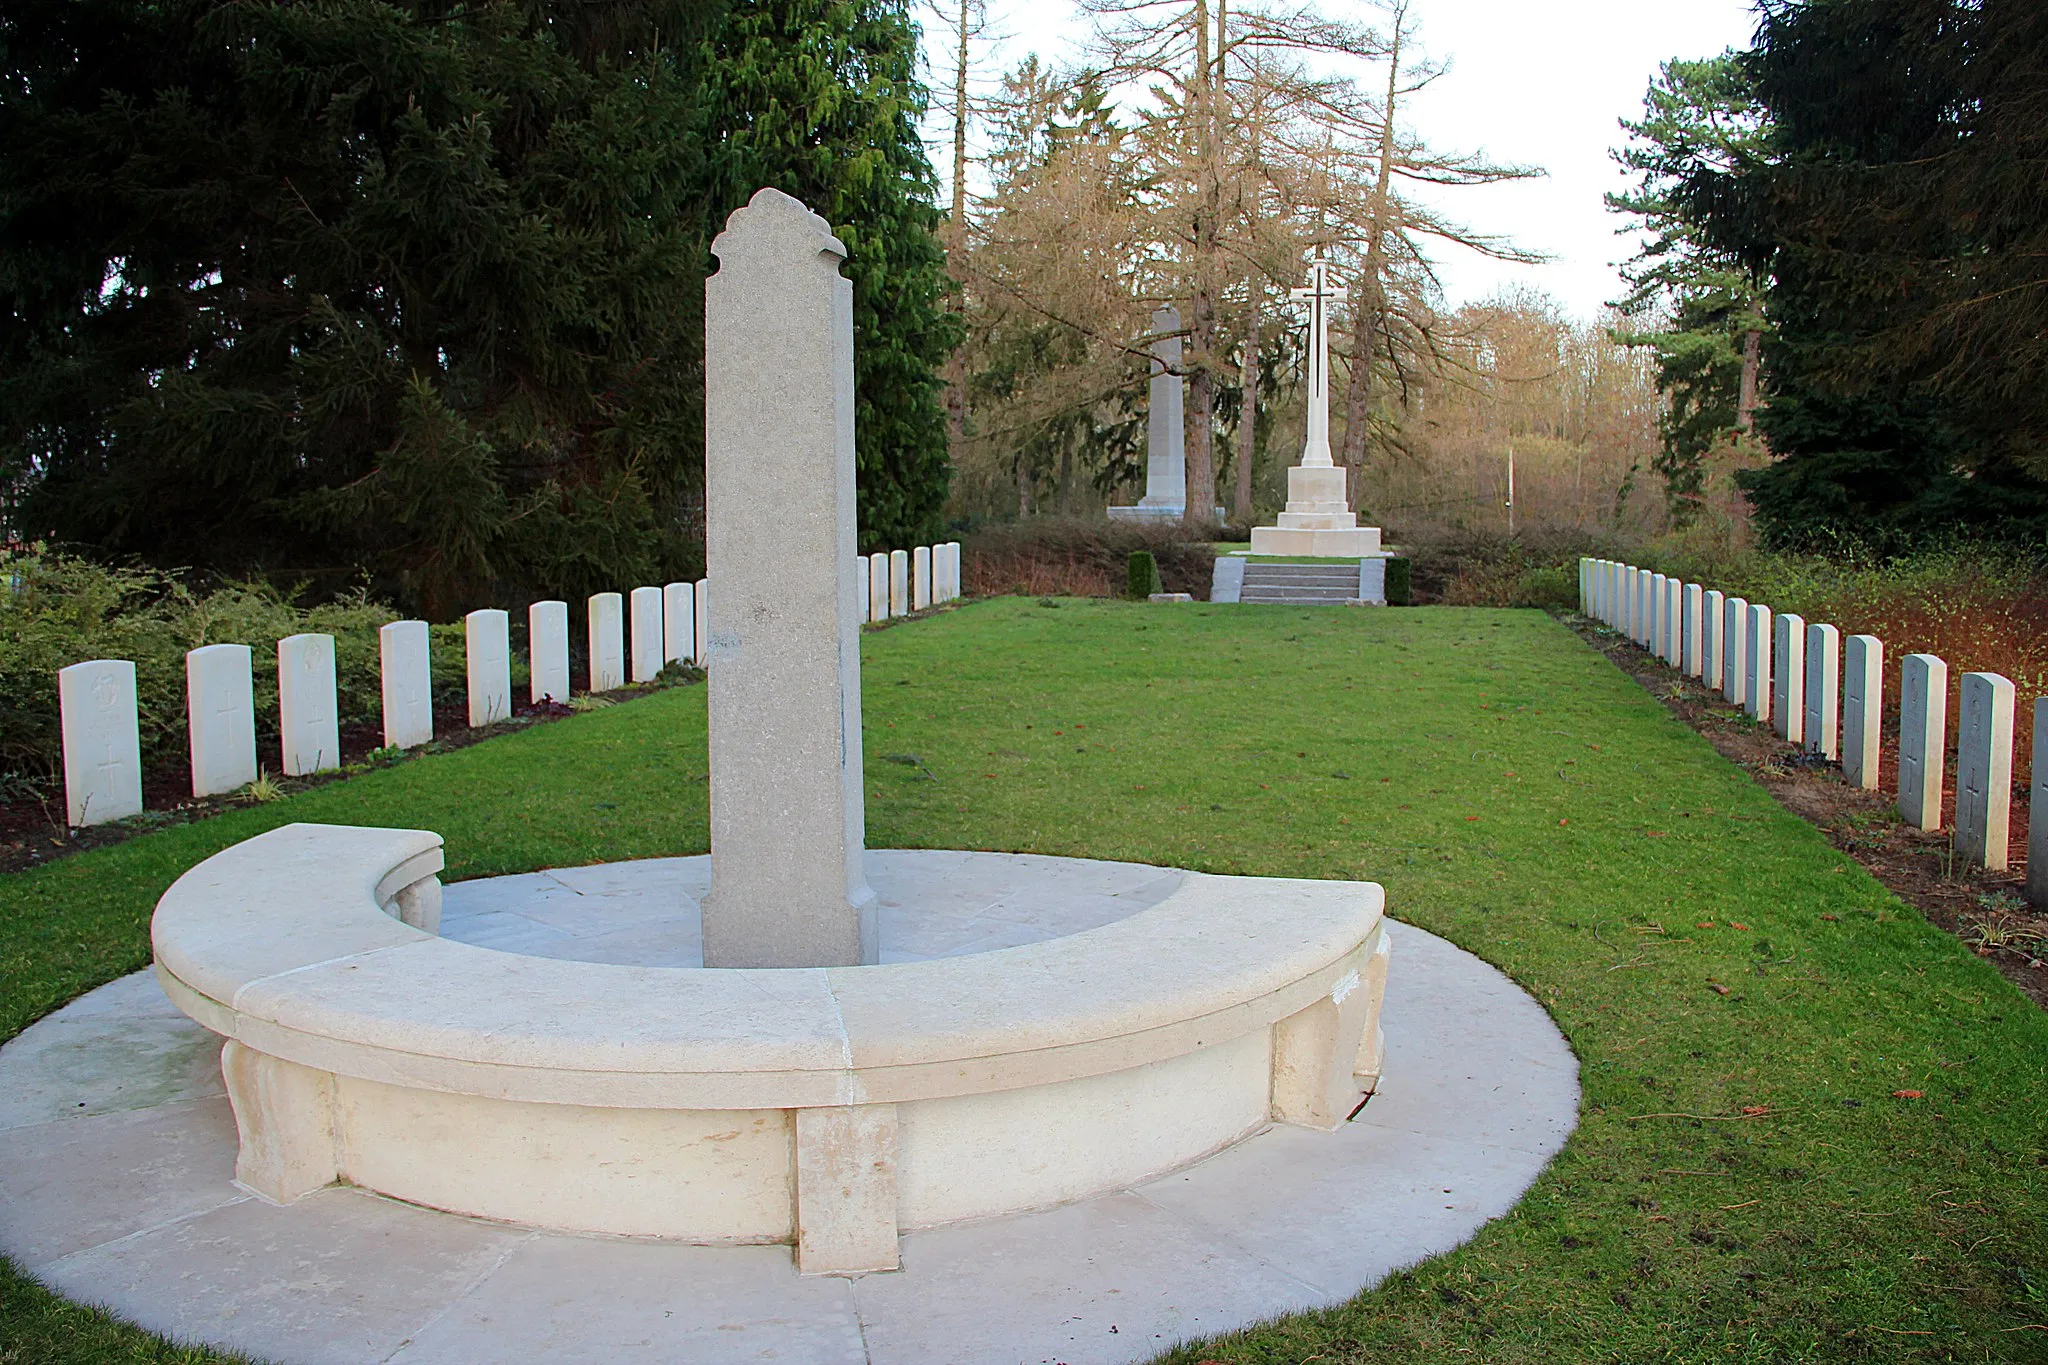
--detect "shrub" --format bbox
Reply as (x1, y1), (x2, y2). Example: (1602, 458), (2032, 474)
(964, 517), (1217, 599)
(1127, 551), (1163, 598)
(0, 547), (482, 780)
(1384, 557), (1412, 607)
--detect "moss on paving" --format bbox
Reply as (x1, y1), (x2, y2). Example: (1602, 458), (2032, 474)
(4, 598), (2045, 1362)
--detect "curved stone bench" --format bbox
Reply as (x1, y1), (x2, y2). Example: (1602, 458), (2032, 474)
(154, 823), (1390, 1274)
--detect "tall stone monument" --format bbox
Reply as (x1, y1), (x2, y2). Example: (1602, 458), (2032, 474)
(1249, 257), (1383, 557)
(700, 187), (878, 967)
(1108, 306), (1188, 521)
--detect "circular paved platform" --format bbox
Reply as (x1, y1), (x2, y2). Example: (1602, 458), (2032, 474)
(0, 853), (1578, 1365)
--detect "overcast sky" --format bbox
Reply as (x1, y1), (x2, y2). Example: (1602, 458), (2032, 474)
(930, 0), (1760, 321)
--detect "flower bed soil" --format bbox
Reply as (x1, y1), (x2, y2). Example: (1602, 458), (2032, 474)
(1572, 614), (2048, 1011)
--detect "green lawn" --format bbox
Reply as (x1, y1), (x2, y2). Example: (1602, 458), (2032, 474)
(4, 598), (2045, 1362)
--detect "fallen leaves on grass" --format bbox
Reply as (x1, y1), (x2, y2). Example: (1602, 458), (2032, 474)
(1709, 984), (1732, 996)
(1893, 1090), (1925, 1099)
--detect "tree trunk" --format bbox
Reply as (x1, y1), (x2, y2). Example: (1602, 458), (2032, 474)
(1736, 328), (1762, 433)
(1337, 1), (1405, 482)
(1235, 297), (1260, 522)
(941, 0), (972, 472)
(1183, 0), (1221, 527)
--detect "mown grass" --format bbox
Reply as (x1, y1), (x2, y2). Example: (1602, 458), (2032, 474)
(4, 597), (2046, 1363)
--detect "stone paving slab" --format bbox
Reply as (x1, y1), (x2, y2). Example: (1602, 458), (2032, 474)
(0, 853), (1579, 1365)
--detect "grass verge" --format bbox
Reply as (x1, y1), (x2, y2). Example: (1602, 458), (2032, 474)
(4, 598), (2046, 1362)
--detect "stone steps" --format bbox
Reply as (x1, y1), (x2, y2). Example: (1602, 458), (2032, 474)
(1236, 562), (1363, 604)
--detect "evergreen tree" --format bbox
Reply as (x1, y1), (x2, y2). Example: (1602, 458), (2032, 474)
(697, 0), (960, 552)
(0, 0), (961, 608)
(1687, 0), (2048, 548)
(1607, 54), (1771, 525)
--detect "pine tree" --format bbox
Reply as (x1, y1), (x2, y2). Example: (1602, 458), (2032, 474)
(1687, 0), (2048, 547)
(1607, 54), (1771, 525)
(0, 0), (961, 607)
(696, 0), (960, 553)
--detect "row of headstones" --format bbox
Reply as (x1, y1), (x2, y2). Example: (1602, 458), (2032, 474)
(56, 542), (964, 829)
(1580, 559), (2042, 897)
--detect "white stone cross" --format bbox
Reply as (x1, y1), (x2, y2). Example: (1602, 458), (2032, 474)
(1290, 255), (1349, 469)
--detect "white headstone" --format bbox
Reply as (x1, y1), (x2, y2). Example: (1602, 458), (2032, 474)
(529, 602), (570, 705)
(1955, 672), (2014, 870)
(278, 633), (340, 776)
(1773, 613), (1805, 743)
(1681, 583), (1704, 677)
(2029, 699), (2048, 905)
(630, 586), (664, 683)
(1897, 653), (1948, 831)
(1842, 635), (1882, 790)
(869, 553), (889, 623)
(700, 186), (876, 969)
(1722, 597), (1749, 704)
(588, 592), (625, 693)
(465, 608), (512, 727)
(1803, 623), (1840, 760)
(1702, 589), (1724, 683)
(1746, 603), (1772, 723)
(59, 659), (143, 827)
(1578, 558), (1589, 613)
(694, 578), (710, 663)
(1649, 574), (1666, 654)
(913, 546), (932, 611)
(889, 549), (909, 616)
(379, 621), (434, 748)
(854, 557), (870, 620)
(187, 643), (258, 798)
(663, 582), (695, 665)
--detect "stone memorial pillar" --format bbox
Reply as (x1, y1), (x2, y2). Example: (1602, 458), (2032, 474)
(60, 659), (144, 827)
(630, 586), (664, 683)
(1773, 614), (1805, 744)
(1842, 635), (1882, 790)
(380, 621), (434, 748)
(1804, 623), (1840, 761)
(1955, 672), (2014, 871)
(588, 593), (625, 692)
(1109, 307), (1188, 521)
(663, 583), (694, 665)
(694, 579), (710, 663)
(187, 643), (258, 798)
(529, 602), (570, 705)
(1898, 653), (1948, 831)
(278, 634), (340, 776)
(466, 609), (512, 727)
(701, 187), (877, 970)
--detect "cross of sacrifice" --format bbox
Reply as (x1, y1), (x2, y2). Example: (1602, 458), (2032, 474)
(1289, 254), (1348, 468)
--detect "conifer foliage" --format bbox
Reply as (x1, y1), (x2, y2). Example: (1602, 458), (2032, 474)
(699, 0), (960, 553)
(1687, 0), (2048, 547)
(0, 0), (956, 613)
